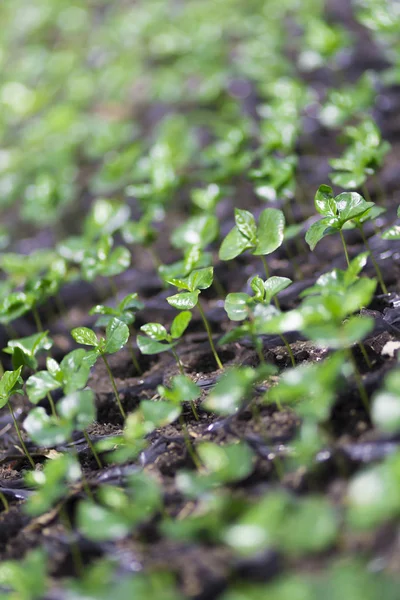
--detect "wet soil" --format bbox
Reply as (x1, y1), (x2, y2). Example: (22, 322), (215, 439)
(2, 3), (400, 599)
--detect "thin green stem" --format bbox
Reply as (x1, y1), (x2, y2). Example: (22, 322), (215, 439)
(339, 229), (350, 267)
(129, 345), (143, 375)
(8, 402), (35, 468)
(280, 334), (296, 367)
(101, 354), (126, 419)
(0, 492), (9, 512)
(179, 414), (201, 469)
(32, 306), (43, 333)
(359, 226), (388, 294)
(347, 348), (369, 414)
(83, 430), (103, 469)
(171, 347), (185, 375)
(358, 341), (372, 369)
(108, 277), (118, 298)
(60, 506), (83, 577)
(260, 256), (280, 309)
(46, 392), (57, 418)
(197, 301), (223, 370)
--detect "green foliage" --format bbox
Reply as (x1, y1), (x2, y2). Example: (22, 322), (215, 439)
(219, 208), (285, 260)
(306, 185), (374, 250)
(137, 311), (191, 355)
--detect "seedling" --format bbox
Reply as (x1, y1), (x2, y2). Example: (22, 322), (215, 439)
(4, 331), (53, 371)
(165, 267), (223, 369)
(77, 471), (161, 541)
(81, 234), (131, 290)
(223, 275), (295, 366)
(219, 208), (285, 284)
(0, 367), (35, 468)
(25, 453), (81, 516)
(137, 311), (192, 374)
(0, 549), (48, 600)
(330, 119), (390, 202)
(71, 318), (129, 418)
(176, 441), (254, 498)
(306, 185), (374, 266)
(90, 293), (144, 374)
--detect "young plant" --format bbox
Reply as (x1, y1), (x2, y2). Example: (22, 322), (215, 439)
(71, 317), (129, 418)
(305, 185), (374, 266)
(4, 331), (53, 371)
(90, 293), (144, 374)
(223, 275), (295, 366)
(77, 472), (161, 541)
(0, 549), (48, 600)
(219, 208), (285, 284)
(330, 119), (390, 201)
(137, 311), (192, 374)
(165, 267), (223, 370)
(0, 367), (35, 468)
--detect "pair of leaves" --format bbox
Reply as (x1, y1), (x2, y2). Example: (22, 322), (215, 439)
(72, 317), (129, 355)
(24, 390), (96, 447)
(166, 267), (214, 310)
(225, 276), (292, 321)
(90, 292), (144, 327)
(306, 185), (374, 250)
(137, 311), (192, 354)
(219, 208), (285, 260)
(26, 348), (97, 404)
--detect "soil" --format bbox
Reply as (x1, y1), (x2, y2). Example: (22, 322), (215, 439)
(1, 2), (400, 598)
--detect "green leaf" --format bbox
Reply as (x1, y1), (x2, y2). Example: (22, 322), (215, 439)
(102, 246), (131, 277)
(305, 217), (335, 250)
(137, 335), (175, 355)
(335, 192), (374, 225)
(0, 367), (23, 406)
(330, 170), (366, 189)
(382, 225), (400, 240)
(234, 208), (257, 242)
(314, 184), (336, 216)
(140, 323), (168, 341)
(58, 390), (96, 430)
(60, 349), (95, 393)
(71, 327), (99, 347)
(219, 227), (253, 261)
(253, 208), (285, 256)
(170, 311), (192, 339)
(224, 293), (251, 321)
(372, 391), (400, 434)
(77, 500), (132, 541)
(141, 400), (181, 428)
(204, 367), (258, 415)
(23, 407), (73, 447)
(263, 276), (292, 303)
(104, 318), (129, 353)
(171, 215), (218, 249)
(26, 371), (59, 404)
(166, 291), (199, 310)
(187, 267), (214, 291)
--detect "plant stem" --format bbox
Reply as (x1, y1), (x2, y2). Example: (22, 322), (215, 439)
(260, 256), (280, 309)
(108, 277), (118, 298)
(129, 345), (142, 375)
(32, 306), (43, 333)
(362, 183), (372, 204)
(339, 229), (350, 267)
(101, 354), (126, 419)
(8, 402), (35, 468)
(60, 506), (83, 577)
(179, 414), (201, 469)
(347, 348), (369, 414)
(359, 226), (388, 294)
(46, 392), (57, 418)
(83, 430), (103, 469)
(171, 347), (185, 375)
(358, 341), (372, 369)
(280, 334), (296, 367)
(0, 492), (9, 512)
(197, 301), (223, 370)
